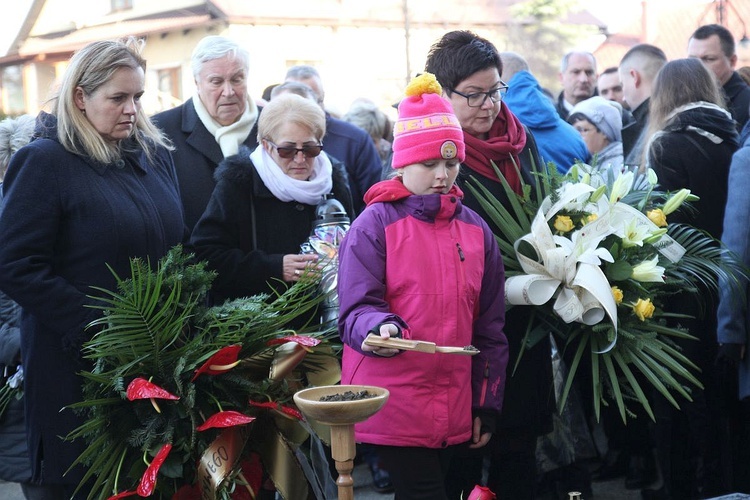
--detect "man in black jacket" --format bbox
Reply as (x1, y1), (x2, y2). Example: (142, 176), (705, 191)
(689, 24), (750, 132)
(619, 44), (667, 166)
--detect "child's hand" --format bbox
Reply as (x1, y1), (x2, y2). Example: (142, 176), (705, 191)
(468, 416), (492, 449)
(361, 323), (400, 357)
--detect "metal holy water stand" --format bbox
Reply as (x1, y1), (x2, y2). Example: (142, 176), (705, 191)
(293, 385), (389, 500)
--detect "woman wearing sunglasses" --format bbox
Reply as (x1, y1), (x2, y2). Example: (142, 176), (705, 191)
(190, 92), (354, 303)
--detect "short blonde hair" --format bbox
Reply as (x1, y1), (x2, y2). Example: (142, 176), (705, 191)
(257, 93), (326, 143)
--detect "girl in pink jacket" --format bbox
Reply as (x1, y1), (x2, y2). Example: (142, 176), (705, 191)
(337, 73), (508, 499)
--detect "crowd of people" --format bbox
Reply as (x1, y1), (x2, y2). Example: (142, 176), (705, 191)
(0, 20), (749, 500)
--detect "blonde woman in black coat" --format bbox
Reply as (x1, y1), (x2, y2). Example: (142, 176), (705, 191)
(0, 39), (185, 499)
(190, 93), (354, 303)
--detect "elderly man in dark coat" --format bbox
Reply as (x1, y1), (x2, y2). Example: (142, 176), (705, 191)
(153, 36), (260, 231)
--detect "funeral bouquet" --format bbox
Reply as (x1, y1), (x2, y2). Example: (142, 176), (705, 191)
(66, 246), (340, 500)
(468, 163), (745, 421)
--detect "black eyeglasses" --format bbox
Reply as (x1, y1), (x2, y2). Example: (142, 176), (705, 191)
(267, 141), (323, 159)
(450, 84), (509, 107)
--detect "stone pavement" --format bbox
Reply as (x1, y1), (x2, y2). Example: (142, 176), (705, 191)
(0, 471), (643, 499)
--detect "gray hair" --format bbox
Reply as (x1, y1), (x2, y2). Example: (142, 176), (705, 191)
(191, 36), (250, 80)
(499, 51), (529, 82)
(560, 51), (597, 72)
(0, 114), (35, 178)
(270, 81), (316, 101)
(285, 65), (320, 81)
(343, 101), (388, 144)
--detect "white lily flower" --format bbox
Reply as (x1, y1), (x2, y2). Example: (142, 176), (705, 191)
(647, 168), (658, 186)
(662, 189), (692, 215)
(631, 255), (665, 283)
(621, 218), (651, 248)
(609, 171), (634, 204)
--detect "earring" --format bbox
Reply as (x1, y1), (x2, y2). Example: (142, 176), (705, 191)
(82, 109), (86, 116)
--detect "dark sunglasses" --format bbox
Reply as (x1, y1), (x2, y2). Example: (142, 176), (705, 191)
(267, 141), (323, 159)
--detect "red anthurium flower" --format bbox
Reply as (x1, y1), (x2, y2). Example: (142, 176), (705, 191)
(137, 443), (173, 497)
(196, 411), (255, 431)
(126, 378), (179, 414)
(192, 344), (242, 381)
(265, 336), (321, 348)
(106, 490), (138, 500)
(467, 485), (497, 500)
(248, 400), (303, 421)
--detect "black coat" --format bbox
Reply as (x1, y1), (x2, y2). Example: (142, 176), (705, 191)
(0, 187), (30, 484)
(152, 98), (260, 231)
(649, 104), (739, 239)
(724, 71), (750, 132)
(0, 115), (185, 486)
(457, 127), (555, 436)
(190, 147), (354, 302)
(649, 104), (738, 369)
(622, 98), (650, 164)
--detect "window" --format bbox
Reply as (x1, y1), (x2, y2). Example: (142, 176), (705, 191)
(111, 0), (133, 13)
(156, 67), (181, 111)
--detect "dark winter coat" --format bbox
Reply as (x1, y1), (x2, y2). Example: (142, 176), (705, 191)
(649, 103), (738, 388)
(723, 71), (750, 131)
(152, 98), (260, 231)
(0, 114), (185, 486)
(323, 115), (383, 214)
(0, 186), (31, 484)
(648, 103), (739, 238)
(190, 146), (354, 302)
(622, 98), (650, 165)
(457, 127), (555, 436)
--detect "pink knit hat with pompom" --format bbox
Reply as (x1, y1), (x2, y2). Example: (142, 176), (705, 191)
(391, 72), (465, 169)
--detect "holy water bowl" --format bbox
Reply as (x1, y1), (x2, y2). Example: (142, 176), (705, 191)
(293, 385), (389, 425)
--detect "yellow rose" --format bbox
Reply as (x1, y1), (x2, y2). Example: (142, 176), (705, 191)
(554, 215), (575, 233)
(611, 286), (623, 305)
(632, 298), (655, 321)
(586, 213), (598, 224)
(647, 208), (667, 227)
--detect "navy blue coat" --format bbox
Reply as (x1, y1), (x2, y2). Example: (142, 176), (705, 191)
(0, 115), (185, 486)
(152, 98), (260, 232)
(0, 187), (31, 484)
(322, 115), (382, 214)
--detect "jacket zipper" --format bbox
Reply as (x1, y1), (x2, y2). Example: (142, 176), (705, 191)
(456, 242), (465, 261)
(479, 360), (489, 405)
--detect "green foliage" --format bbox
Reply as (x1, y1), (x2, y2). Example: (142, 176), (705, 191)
(467, 162), (749, 422)
(66, 246), (333, 499)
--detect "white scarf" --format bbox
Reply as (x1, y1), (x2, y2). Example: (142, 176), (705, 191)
(249, 146), (333, 205)
(192, 93), (259, 157)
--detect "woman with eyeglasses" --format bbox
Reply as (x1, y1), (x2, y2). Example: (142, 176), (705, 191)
(424, 31), (557, 499)
(190, 92), (354, 303)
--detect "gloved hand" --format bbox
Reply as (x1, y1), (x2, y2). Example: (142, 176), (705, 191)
(716, 343), (744, 366)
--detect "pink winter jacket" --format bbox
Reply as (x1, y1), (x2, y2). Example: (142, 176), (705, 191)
(337, 178), (508, 448)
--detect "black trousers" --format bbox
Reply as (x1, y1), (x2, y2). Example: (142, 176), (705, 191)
(372, 444), (459, 500)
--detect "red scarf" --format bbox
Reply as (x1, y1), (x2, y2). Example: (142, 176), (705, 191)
(463, 104), (527, 194)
